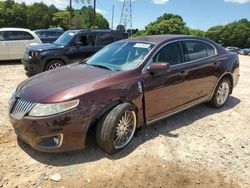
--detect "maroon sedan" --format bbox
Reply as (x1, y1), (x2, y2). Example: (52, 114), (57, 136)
(8, 35), (240, 153)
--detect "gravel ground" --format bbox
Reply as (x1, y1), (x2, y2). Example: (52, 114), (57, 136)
(0, 56), (249, 188)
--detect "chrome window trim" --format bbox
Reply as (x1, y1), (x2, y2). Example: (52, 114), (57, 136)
(142, 38), (218, 74)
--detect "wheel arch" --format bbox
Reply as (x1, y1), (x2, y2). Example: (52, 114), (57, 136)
(222, 73), (233, 92)
(211, 72), (234, 99)
(44, 58), (66, 71)
(85, 100), (139, 138)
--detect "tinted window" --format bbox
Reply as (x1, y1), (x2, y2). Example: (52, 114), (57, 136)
(75, 34), (96, 47)
(98, 33), (114, 45)
(182, 40), (216, 62)
(0, 31), (7, 41)
(54, 31), (77, 46)
(35, 31), (46, 37)
(5, 31), (34, 40)
(153, 42), (183, 66)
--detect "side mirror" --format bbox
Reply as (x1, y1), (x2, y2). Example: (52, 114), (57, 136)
(147, 62), (171, 75)
(75, 41), (83, 48)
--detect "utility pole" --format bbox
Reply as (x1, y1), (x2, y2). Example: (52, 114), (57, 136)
(69, 0), (72, 28)
(129, 0), (132, 35)
(93, 0), (96, 28)
(111, 4), (114, 30)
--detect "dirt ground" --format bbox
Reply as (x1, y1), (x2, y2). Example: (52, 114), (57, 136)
(0, 56), (249, 188)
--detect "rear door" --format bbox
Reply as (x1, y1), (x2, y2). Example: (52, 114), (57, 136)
(180, 40), (218, 100)
(0, 31), (9, 60)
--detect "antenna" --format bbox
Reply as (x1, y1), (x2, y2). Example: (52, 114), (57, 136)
(119, 0), (132, 33)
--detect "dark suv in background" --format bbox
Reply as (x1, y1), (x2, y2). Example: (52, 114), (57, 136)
(34, 29), (64, 43)
(22, 30), (128, 76)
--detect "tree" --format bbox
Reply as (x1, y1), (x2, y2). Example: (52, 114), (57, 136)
(137, 13), (189, 35)
(189, 28), (205, 37)
(26, 2), (58, 29)
(116, 25), (126, 32)
(206, 19), (250, 48)
(69, 0), (92, 28)
(53, 11), (70, 30)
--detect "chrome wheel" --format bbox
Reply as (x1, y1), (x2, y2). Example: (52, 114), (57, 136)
(114, 110), (136, 149)
(48, 63), (62, 70)
(216, 81), (230, 105)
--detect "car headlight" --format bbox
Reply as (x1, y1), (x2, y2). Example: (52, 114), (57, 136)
(30, 51), (40, 57)
(28, 99), (79, 117)
(8, 90), (16, 112)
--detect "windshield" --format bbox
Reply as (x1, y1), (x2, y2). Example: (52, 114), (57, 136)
(54, 31), (77, 46)
(86, 42), (155, 71)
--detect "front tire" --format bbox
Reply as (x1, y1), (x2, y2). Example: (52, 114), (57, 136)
(210, 78), (231, 108)
(45, 60), (64, 71)
(96, 103), (137, 154)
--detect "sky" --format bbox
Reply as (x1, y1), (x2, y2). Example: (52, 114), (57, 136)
(13, 0), (250, 31)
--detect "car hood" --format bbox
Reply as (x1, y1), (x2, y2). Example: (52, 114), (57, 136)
(16, 63), (122, 103)
(27, 43), (63, 52)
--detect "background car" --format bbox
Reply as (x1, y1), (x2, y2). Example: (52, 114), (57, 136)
(0, 28), (42, 61)
(239, 48), (250, 55)
(34, 29), (64, 43)
(225, 46), (241, 54)
(22, 29), (129, 76)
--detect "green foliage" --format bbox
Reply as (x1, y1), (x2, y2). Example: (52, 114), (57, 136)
(0, 0), (109, 30)
(52, 11), (70, 30)
(116, 25), (126, 32)
(206, 19), (250, 48)
(141, 13), (190, 35)
(136, 12), (250, 48)
(26, 3), (58, 29)
(189, 28), (205, 37)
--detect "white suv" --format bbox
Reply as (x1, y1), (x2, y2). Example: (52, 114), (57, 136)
(0, 28), (42, 61)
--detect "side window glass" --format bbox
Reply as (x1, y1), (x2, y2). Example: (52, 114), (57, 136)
(5, 31), (34, 40)
(23, 32), (34, 40)
(0, 32), (7, 41)
(183, 41), (216, 62)
(86, 35), (96, 46)
(75, 34), (96, 47)
(153, 42), (183, 66)
(98, 33), (114, 45)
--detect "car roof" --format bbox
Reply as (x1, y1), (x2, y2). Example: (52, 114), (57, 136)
(34, 29), (64, 32)
(121, 35), (210, 45)
(67, 29), (126, 34)
(0, 28), (32, 32)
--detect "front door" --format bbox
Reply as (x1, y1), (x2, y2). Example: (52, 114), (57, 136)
(143, 41), (192, 122)
(67, 33), (97, 62)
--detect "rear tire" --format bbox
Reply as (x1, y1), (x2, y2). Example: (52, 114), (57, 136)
(45, 60), (64, 71)
(96, 103), (137, 154)
(210, 78), (231, 108)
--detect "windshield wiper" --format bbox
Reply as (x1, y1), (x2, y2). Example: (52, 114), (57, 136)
(89, 64), (115, 71)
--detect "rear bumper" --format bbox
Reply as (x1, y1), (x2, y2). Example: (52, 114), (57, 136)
(21, 57), (44, 76)
(10, 109), (92, 153)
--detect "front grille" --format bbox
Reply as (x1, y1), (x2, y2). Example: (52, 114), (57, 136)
(11, 98), (35, 120)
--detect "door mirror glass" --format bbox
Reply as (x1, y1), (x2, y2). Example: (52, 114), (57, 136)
(147, 62), (170, 74)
